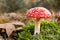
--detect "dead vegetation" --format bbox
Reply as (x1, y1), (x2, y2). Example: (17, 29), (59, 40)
(50, 10), (60, 23)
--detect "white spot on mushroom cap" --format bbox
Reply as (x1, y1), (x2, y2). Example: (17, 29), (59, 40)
(33, 13), (34, 14)
(37, 10), (38, 11)
(31, 15), (33, 16)
(32, 13), (34, 15)
(40, 15), (44, 17)
(33, 11), (34, 12)
(35, 12), (38, 14)
(42, 15), (44, 16)
(40, 12), (43, 14)
(45, 11), (51, 16)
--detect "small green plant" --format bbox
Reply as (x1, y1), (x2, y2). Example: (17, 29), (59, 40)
(17, 21), (60, 40)
(23, 23), (34, 35)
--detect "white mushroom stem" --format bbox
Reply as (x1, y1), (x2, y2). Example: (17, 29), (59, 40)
(40, 18), (44, 21)
(34, 18), (40, 34)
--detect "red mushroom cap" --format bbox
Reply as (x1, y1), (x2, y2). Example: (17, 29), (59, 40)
(26, 7), (51, 18)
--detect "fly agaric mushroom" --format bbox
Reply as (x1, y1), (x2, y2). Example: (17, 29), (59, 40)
(26, 7), (51, 34)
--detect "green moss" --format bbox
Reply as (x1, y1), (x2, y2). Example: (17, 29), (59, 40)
(17, 21), (60, 40)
